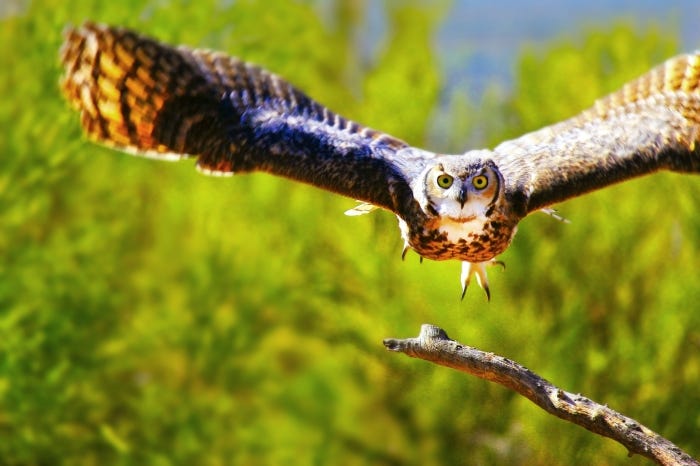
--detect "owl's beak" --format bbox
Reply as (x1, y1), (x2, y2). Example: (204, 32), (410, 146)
(457, 186), (467, 207)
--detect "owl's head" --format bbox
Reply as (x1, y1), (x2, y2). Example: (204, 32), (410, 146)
(419, 156), (504, 220)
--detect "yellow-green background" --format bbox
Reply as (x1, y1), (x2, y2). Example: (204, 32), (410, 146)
(2, 1), (699, 464)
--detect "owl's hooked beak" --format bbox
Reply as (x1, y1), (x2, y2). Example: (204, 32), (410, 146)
(457, 186), (467, 207)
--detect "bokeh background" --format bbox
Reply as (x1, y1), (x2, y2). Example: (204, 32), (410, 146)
(2, 1), (700, 464)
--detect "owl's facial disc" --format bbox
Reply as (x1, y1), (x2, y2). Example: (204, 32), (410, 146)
(427, 162), (501, 221)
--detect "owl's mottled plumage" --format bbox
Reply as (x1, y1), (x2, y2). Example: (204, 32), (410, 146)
(60, 22), (700, 298)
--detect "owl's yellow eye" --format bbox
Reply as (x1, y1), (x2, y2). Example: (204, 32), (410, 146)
(436, 174), (454, 189)
(472, 175), (489, 190)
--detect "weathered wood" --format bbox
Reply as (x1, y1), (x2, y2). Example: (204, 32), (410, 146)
(384, 324), (698, 466)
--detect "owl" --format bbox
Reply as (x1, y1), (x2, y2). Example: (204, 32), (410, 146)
(60, 22), (700, 299)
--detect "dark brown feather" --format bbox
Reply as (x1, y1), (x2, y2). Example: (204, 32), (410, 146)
(59, 22), (421, 215)
(494, 53), (700, 213)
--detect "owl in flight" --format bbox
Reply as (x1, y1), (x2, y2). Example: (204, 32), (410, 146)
(60, 22), (700, 299)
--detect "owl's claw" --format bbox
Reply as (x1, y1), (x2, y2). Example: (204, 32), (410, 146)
(460, 260), (505, 301)
(401, 245), (424, 264)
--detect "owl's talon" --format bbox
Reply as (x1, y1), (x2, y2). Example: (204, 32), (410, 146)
(460, 260), (503, 301)
(400, 246), (425, 264)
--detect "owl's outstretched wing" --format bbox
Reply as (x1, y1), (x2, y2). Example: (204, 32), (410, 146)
(493, 53), (700, 214)
(60, 22), (430, 215)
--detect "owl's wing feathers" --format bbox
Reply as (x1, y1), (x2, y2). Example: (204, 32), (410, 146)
(493, 53), (700, 214)
(60, 23), (432, 216)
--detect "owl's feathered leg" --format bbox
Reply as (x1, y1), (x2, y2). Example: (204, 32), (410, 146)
(461, 260), (505, 301)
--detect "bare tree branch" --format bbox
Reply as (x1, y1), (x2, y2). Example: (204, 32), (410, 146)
(383, 324), (698, 466)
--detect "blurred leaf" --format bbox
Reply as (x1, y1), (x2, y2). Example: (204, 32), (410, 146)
(1, 2), (698, 465)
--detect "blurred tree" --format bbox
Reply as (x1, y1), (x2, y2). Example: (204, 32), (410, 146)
(0, 1), (698, 465)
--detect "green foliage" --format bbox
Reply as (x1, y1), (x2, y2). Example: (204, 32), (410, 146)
(505, 23), (678, 140)
(1, 2), (699, 465)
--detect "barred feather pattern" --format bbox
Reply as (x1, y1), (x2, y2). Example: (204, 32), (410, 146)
(60, 22), (408, 173)
(61, 23), (219, 159)
(494, 53), (700, 212)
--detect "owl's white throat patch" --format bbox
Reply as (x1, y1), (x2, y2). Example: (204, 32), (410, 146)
(438, 215), (487, 242)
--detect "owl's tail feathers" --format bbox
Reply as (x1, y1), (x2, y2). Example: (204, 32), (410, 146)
(59, 22), (227, 163)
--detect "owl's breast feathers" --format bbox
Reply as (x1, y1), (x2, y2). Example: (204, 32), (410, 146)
(399, 202), (519, 263)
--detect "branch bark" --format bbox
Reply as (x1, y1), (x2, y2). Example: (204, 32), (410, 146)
(383, 324), (698, 466)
